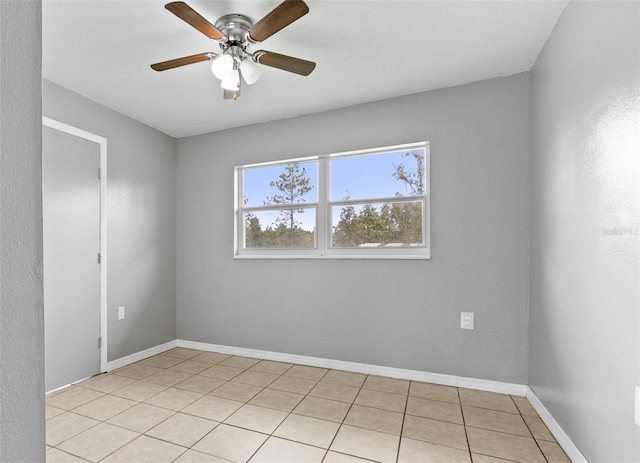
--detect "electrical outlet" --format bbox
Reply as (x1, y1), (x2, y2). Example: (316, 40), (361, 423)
(118, 306), (125, 320)
(635, 387), (640, 427)
(460, 312), (474, 330)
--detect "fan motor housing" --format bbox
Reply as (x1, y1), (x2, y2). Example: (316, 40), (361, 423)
(215, 14), (253, 44)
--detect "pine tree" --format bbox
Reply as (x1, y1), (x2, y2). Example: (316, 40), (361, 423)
(265, 162), (314, 247)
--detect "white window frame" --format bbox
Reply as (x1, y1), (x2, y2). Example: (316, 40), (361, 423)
(234, 142), (430, 259)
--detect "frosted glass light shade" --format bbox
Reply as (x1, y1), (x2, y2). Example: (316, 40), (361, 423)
(240, 58), (262, 85)
(221, 68), (240, 91)
(211, 54), (234, 80)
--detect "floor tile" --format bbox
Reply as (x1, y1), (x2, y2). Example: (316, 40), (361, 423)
(107, 403), (174, 433)
(363, 376), (410, 395)
(170, 360), (212, 375)
(144, 387), (203, 411)
(268, 375), (318, 395)
(309, 382), (360, 403)
(77, 373), (135, 394)
(162, 348), (203, 360)
(46, 412), (99, 446)
(284, 365), (328, 381)
(537, 440), (571, 463)
(143, 369), (193, 387)
(140, 355), (185, 369)
(463, 405), (531, 437)
(273, 413), (340, 448)
(249, 388), (304, 412)
(146, 412), (218, 447)
(232, 370), (280, 388)
(192, 424), (268, 462)
(200, 365), (245, 381)
(406, 396), (463, 424)
(344, 404), (404, 435)
(471, 454), (519, 463)
(210, 381), (263, 402)
(409, 382), (459, 404)
(321, 370), (367, 388)
(459, 390), (519, 414)
(57, 422), (138, 462)
(522, 415), (555, 442)
(112, 363), (163, 380)
(249, 436), (325, 463)
(100, 435), (186, 463)
(174, 449), (233, 462)
(224, 404), (288, 434)
(175, 375), (226, 394)
(250, 360), (293, 375)
(72, 394), (137, 421)
(219, 356), (261, 369)
(43, 350), (570, 463)
(330, 425), (400, 463)
(182, 395), (244, 421)
(110, 380), (167, 402)
(401, 414), (468, 450)
(323, 451), (374, 463)
(354, 389), (407, 413)
(46, 386), (104, 410)
(190, 352), (232, 365)
(293, 396), (351, 422)
(466, 427), (546, 463)
(46, 405), (66, 420)
(512, 396), (538, 417)
(46, 447), (90, 463)
(398, 437), (471, 463)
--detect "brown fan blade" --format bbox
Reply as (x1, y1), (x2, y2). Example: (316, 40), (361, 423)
(151, 53), (212, 71)
(254, 50), (315, 76)
(165, 2), (224, 40)
(248, 0), (309, 42)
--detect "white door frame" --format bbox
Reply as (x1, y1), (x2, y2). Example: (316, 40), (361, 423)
(42, 116), (108, 373)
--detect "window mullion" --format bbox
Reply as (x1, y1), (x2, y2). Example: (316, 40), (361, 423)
(316, 157), (328, 254)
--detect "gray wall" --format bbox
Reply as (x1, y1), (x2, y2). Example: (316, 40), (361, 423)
(177, 73), (530, 384)
(43, 80), (178, 362)
(0, 1), (45, 461)
(529, 1), (639, 461)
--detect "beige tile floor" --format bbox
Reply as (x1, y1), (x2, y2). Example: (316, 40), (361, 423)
(46, 348), (571, 463)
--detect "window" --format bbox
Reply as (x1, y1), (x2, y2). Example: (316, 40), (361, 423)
(235, 142), (430, 259)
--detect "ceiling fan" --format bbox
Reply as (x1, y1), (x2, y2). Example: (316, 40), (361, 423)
(151, 1), (316, 100)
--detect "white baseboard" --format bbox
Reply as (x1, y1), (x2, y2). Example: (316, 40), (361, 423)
(103, 338), (587, 460)
(106, 340), (177, 371)
(526, 386), (588, 463)
(177, 339), (527, 396)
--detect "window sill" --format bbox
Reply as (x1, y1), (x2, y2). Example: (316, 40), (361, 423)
(233, 253), (431, 260)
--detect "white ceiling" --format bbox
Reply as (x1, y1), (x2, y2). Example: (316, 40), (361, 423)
(43, 0), (568, 138)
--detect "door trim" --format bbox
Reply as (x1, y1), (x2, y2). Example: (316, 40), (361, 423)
(42, 116), (108, 373)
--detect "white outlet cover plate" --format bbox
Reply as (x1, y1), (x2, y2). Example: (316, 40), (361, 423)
(460, 312), (474, 330)
(118, 306), (125, 320)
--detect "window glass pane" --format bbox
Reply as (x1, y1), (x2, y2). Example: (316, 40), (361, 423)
(244, 208), (316, 248)
(331, 201), (423, 248)
(243, 161), (317, 207)
(330, 149), (426, 201)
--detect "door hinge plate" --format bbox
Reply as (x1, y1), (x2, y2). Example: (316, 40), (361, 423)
(98, 336), (102, 349)
(98, 253), (101, 264)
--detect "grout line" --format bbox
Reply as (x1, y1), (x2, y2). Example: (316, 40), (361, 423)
(459, 387), (473, 462)
(395, 381), (411, 463)
(515, 395), (551, 463)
